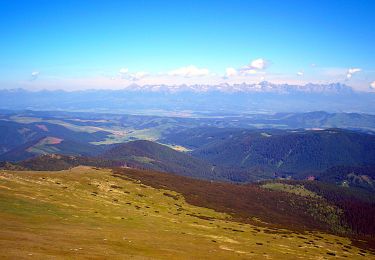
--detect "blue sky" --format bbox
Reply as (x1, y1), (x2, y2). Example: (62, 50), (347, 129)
(0, 0), (374, 90)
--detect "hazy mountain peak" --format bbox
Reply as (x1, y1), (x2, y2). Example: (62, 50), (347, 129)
(109, 82), (356, 94)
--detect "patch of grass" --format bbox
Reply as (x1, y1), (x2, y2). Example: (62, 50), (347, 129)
(164, 144), (192, 152)
(0, 167), (371, 259)
(130, 156), (155, 164)
(261, 183), (321, 198)
(261, 182), (350, 234)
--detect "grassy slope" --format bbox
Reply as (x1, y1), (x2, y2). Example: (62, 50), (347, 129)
(0, 167), (372, 259)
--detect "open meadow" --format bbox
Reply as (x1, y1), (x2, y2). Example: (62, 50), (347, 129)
(0, 167), (372, 259)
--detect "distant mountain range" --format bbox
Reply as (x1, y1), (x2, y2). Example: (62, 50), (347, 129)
(1, 82), (375, 113)
(1, 81), (357, 94)
(101, 81), (356, 94)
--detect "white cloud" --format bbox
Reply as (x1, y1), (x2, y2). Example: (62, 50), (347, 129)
(348, 68), (361, 74)
(297, 71), (304, 76)
(370, 81), (375, 89)
(168, 65), (209, 77)
(30, 71), (40, 81)
(119, 68), (129, 74)
(238, 58), (269, 76)
(225, 67), (237, 77)
(243, 69), (258, 75)
(118, 68), (148, 81)
(129, 71), (148, 81)
(250, 58), (267, 70)
(346, 67), (361, 80)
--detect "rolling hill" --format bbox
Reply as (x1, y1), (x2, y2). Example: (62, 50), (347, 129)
(0, 136), (107, 162)
(163, 128), (375, 173)
(2, 111), (375, 186)
(101, 140), (219, 180)
(0, 119), (112, 161)
(313, 166), (375, 192)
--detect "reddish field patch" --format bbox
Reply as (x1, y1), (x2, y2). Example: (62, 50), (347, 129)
(46, 137), (63, 144)
(36, 124), (49, 131)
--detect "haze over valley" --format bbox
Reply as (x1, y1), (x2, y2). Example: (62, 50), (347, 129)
(1, 0), (375, 259)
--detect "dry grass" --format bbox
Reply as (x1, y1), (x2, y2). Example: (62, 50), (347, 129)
(0, 167), (372, 259)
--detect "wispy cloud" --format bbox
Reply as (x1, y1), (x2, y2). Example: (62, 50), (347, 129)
(30, 71), (40, 81)
(346, 68), (361, 79)
(119, 68), (129, 75)
(128, 71), (148, 81)
(250, 58), (268, 70)
(239, 58), (269, 75)
(225, 67), (237, 77)
(168, 65), (209, 77)
(119, 68), (148, 81)
(15, 60), (373, 92)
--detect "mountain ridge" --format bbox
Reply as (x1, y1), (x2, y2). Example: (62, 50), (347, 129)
(100, 140), (219, 180)
(164, 128), (375, 173)
(1, 83), (374, 114)
(0, 82), (360, 94)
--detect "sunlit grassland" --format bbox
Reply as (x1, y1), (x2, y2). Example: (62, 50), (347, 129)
(6, 116), (193, 153)
(261, 183), (321, 198)
(92, 127), (161, 144)
(0, 167), (371, 259)
(261, 182), (350, 235)
(8, 116), (115, 134)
